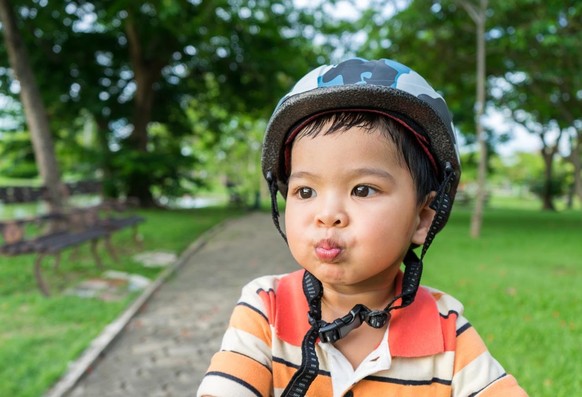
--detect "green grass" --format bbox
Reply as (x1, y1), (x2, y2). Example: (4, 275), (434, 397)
(424, 207), (582, 396)
(0, 206), (244, 397)
(1, 203), (580, 396)
(0, 177), (43, 187)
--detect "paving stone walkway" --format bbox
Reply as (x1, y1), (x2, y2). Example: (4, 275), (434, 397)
(59, 212), (295, 397)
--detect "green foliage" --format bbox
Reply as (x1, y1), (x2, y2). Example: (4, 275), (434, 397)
(1, 0), (581, 208)
(0, 0), (335, 203)
(111, 123), (205, 199)
(494, 152), (573, 202)
(0, 206), (243, 397)
(491, 1), (582, 125)
(358, 0), (479, 135)
(185, 73), (266, 207)
(496, 152), (545, 186)
(0, 131), (38, 179)
(355, 0), (582, 210)
(0, 0), (582, 207)
(528, 165), (570, 200)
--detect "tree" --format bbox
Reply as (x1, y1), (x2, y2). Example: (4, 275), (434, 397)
(456, 0), (489, 237)
(511, 113), (567, 210)
(358, 0), (581, 213)
(0, 0), (63, 210)
(491, 0), (582, 209)
(566, 129), (582, 205)
(0, 1), (333, 207)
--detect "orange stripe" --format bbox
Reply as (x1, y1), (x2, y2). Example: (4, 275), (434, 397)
(478, 375), (528, 396)
(272, 359), (331, 394)
(453, 325), (488, 373)
(272, 359), (296, 390)
(230, 304), (271, 345)
(207, 351), (272, 396)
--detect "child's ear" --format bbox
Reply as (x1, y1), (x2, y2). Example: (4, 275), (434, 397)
(411, 192), (437, 246)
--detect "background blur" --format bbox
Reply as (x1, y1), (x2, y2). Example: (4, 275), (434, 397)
(1, 0), (580, 215)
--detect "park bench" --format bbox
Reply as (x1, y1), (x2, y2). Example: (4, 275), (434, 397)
(0, 182), (145, 296)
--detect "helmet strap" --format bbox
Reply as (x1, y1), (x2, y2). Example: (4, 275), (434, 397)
(281, 271), (322, 397)
(423, 161), (456, 258)
(266, 171), (287, 243)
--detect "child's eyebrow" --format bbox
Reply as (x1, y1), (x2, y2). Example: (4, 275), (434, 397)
(288, 170), (318, 181)
(348, 167), (396, 182)
(289, 168), (395, 182)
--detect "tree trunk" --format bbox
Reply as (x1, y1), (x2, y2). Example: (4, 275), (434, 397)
(123, 14), (164, 207)
(538, 126), (565, 211)
(0, 0), (63, 211)
(459, 0), (489, 238)
(540, 148), (556, 211)
(95, 117), (118, 199)
(572, 130), (582, 206)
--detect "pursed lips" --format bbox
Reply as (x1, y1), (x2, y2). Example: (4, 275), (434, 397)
(314, 239), (343, 262)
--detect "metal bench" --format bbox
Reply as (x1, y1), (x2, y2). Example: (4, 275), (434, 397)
(0, 182), (145, 296)
(0, 213), (107, 295)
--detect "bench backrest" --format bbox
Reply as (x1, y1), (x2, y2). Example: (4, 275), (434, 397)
(0, 181), (103, 205)
(0, 186), (47, 204)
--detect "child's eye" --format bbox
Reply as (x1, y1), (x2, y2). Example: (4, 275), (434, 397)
(296, 187), (315, 199)
(352, 185), (377, 197)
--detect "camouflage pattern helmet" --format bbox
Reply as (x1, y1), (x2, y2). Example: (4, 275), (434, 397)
(262, 57), (461, 233)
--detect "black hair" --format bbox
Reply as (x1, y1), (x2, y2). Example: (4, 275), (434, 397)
(290, 111), (440, 206)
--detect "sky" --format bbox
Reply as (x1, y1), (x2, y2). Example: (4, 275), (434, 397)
(486, 113), (541, 157)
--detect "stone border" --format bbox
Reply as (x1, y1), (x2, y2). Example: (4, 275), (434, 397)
(44, 219), (231, 397)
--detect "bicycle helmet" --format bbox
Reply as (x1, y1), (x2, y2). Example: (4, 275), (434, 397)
(263, 57), (460, 214)
(261, 58), (461, 396)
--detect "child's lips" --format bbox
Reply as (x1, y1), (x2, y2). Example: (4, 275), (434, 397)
(315, 240), (343, 262)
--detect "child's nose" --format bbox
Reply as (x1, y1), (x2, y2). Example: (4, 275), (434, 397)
(316, 198), (348, 228)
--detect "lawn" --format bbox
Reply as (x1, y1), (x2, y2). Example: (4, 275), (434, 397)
(0, 206), (243, 397)
(424, 206), (582, 396)
(0, 203), (580, 396)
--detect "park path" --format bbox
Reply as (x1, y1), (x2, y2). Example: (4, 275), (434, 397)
(53, 211), (295, 397)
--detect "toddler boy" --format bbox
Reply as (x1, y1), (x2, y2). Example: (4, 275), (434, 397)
(198, 58), (527, 397)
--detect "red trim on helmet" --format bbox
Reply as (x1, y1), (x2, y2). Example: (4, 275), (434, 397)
(283, 109), (439, 177)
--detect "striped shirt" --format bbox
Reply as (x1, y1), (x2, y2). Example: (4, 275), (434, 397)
(197, 270), (527, 397)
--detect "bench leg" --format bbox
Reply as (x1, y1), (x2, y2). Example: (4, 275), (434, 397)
(90, 240), (104, 270)
(53, 252), (62, 271)
(68, 246), (81, 262)
(34, 254), (51, 297)
(104, 234), (119, 262)
(132, 225), (144, 249)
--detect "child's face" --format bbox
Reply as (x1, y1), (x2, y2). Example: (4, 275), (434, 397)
(284, 125), (434, 292)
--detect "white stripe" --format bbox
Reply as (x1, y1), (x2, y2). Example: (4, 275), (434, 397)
(452, 351), (506, 397)
(272, 338), (304, 368)
(197, 373), (263, 397)
(387, 351), (455, 382)
(221, 327), (273, 369)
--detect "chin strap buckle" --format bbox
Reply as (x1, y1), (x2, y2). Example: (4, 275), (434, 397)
(317, 304), (390, 343)
(364, 309), (390, 329)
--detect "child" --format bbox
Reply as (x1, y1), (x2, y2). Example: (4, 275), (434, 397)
(197, 58), (527, 397)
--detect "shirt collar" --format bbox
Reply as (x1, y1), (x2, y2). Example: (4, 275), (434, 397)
(273, 270), (445, 357)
